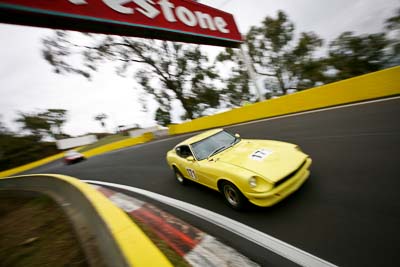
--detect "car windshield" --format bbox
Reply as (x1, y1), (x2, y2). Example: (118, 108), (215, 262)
(191, 131), (239, 161)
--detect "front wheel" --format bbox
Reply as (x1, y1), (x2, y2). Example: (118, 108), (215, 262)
(174, 168), (187, 185)
(221, 182), (247, 210)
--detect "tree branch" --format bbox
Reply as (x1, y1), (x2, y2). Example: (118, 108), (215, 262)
(254, 69), (276, 76)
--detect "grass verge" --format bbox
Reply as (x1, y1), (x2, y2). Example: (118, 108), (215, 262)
(0, 194), (89, 267)
(79, 134), (130, 152)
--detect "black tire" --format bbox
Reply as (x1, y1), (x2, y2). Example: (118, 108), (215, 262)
(173, 167), (187, 185)
(220, 181), (247, 210)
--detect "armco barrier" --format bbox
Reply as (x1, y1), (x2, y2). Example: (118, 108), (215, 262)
(169, 66), (400, 135)
(0, 133), (154, 178)
(0, 174), (172, 267)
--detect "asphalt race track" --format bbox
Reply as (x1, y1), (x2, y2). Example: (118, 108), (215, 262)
(25, 97), (400, 267)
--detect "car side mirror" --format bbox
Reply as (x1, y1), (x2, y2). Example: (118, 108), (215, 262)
(235, 133), (240, 138)
(187, 156), (195, 162)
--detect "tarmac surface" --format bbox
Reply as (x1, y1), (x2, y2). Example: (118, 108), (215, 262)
(26, 97), (400, 267)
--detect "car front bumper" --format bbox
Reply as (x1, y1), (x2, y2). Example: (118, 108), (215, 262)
(244, 158), (312, 207)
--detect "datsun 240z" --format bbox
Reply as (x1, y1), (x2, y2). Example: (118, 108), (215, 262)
(166, 129), (312, 210)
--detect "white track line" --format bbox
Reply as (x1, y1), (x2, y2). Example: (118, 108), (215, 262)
(84, 180), (337, 267)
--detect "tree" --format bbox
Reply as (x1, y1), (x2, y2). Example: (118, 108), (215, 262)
(0, 122), (58, 171)
(385, 7), (400, 33)
(15, 112), (51, 141)
(94, 113), (108, 131)
(42, 32), (223, 120)
(40, 109), (68, 139)
(0, 116), (9, 134)
(246, 10), (326, 95)
(155, 108), (171, 127)
(327, 31), (390, 81)
(217, 48), (253, 105)
(285, 32), (327, 90)
(385, 8), (400, 66)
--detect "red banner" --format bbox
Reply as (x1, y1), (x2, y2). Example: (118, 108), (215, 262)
(0, 0), (242, 47)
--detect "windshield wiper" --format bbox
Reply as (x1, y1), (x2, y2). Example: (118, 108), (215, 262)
(207, 146), (226, 160)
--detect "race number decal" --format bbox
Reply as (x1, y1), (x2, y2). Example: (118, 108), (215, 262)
(250, 149), (273, 161)
(186, 168), (197, 180)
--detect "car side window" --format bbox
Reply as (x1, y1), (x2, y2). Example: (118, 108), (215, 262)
(176, 146), (193, 158)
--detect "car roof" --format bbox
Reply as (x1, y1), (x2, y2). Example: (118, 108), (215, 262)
(176, 128), (224, 147)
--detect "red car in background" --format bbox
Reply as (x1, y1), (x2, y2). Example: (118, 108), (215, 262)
(63, 150), (86, 165)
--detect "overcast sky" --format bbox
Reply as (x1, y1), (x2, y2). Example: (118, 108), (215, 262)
(0, 0), (398, 136)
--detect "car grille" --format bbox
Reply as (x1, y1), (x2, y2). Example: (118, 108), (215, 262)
(274, 160), (307, 187)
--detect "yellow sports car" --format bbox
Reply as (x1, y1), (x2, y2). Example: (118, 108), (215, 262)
(166, 129), (312, 209)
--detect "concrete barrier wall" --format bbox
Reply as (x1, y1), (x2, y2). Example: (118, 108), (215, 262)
(56, 135), (97, 150)
(129, 126), (160, 137)
(82, 133), (153, 158)
(153, 129), (169, 138)
(169, 67), (400, 135)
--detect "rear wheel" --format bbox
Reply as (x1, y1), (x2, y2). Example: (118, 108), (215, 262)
(221, 182), (247, 210)
(173, 167), (187, 185)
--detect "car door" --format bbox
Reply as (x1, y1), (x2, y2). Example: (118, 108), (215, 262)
(190, 160), (219, 190)
(175, 146), (200, 182)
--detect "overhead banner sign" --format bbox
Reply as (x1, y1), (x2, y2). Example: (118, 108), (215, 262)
(0, 0), (242, 47)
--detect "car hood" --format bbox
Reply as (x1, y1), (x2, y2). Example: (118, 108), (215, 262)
(216, 140), (308, 182)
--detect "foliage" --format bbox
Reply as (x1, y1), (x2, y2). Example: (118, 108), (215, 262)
(285, 32), (327, 90)
(94, 113), (108, 129)
(40, 10), (397, 120)
(386, 8), (400, 30)
(0, 116), (9, 134)
(0, 133), (58, 171)
(15, 112), (51, 141)
(14, 109), (69, 141)
(155, 108), (171, 127)
(385, 8), (400, 67)
(246, 10), (326, 95)
(42, 33), (224, 119)
(327, 32), (390, 81)
(217, 48), (253, 105)
(40, 109), (68, 139)
(0, 115), (60, 171)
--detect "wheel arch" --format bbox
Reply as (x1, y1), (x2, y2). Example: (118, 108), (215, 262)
(171, 164), (180, 172)
(217, 178), (239, 193)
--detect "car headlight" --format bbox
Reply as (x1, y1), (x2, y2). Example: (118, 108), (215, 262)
(249, 176), (257, 188)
